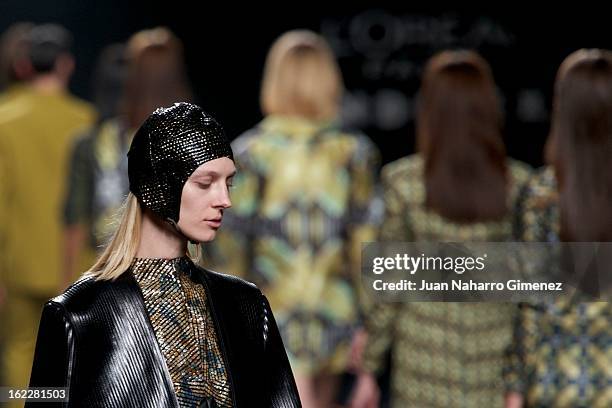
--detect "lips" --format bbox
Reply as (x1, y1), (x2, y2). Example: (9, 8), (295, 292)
(205, 218), (222, 228)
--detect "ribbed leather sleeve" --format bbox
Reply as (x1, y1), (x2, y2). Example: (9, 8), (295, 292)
(28, 302), (75, 394)
(261, 295), (302, 408)
(28, 273), (178, 408)
(192, 264), (302, 407)
(27, 265), (302, 407)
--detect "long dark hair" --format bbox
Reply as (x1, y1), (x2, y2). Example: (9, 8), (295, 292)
(91, 43), (127, 122)
(121, 27), (193, 130)
(547, 49), (612, 241)
(417, 50), (507, 223)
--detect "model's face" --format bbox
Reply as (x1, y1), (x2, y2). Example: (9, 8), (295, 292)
(177, 157), (236, 243)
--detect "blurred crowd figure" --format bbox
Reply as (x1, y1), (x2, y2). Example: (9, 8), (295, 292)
(503, 49), (612, 408)
(0, 21), (35, 392)
(206, 30), (381, 407)
(62, 27), (192, 288)
(0, 24), (95, 405)
(0, 23), (193, 402)
(61, 42), (128, 284)
(351, 50), (531, 408)
(0, 19), (610, 408)
(0, 22), (34, 95)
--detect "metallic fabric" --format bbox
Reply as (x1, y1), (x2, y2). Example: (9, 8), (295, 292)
(127, 102), (233, 223)
(28, 261), (301, 407)
(131, 257), (232, 407)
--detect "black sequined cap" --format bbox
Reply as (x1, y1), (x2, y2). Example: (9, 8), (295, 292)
(128, 102), (233, 223)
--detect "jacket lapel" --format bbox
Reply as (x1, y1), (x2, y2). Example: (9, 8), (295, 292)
(189, 265), (243, 406)
(124, 271), (180, 408)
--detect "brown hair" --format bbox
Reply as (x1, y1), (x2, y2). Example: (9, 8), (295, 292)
(547, 49), (612, 241)
(122, 27), (192, 129)
(260, 30), (342, 121)
(417, 50), (507, 223)
(0, 22), (34, 89)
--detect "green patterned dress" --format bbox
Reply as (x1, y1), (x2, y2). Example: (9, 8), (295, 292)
(206, 115), (380, 375)
(503, 167), (612, 408)
(362, 154), (531, 407)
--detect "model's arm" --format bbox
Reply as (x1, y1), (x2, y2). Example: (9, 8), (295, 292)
(27, 301), (76, 407)
(502, 303), (534, 408)
(351, 165), (411, 407)
(62, 226), (87, 291)
(346, 136), (381, 314)
(360, 163), (412, 373)
(62, 135), (93, 291)
(260, 294), (302, 407)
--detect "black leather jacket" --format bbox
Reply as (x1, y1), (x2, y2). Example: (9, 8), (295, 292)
(27, 262), (301, 407)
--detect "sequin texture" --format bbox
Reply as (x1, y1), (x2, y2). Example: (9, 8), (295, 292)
(131, 257), (232, 407)
(127, 102), (233, 223)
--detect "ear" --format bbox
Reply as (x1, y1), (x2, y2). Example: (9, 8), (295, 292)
(55, 53), (75, 80)
(12, 57), (34, 81)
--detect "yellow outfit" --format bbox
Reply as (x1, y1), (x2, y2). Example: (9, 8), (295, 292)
(0, 85), (95, 397)
(0, 83), (30, 387)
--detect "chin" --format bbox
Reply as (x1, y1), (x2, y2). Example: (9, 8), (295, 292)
(182, 226), (217, 243)
(196, 230), (217, 243)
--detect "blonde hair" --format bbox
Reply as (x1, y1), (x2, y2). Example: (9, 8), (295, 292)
(125, 27), (180, 58)
(260, 30), (342, 121)
(85, 193), (142, 281)
(85, 193), (203, 281)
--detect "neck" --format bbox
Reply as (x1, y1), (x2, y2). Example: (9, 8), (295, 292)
(136, 210), (187, 259)
(30, 74), (66, 94)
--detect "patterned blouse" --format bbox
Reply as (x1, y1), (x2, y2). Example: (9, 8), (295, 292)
(131, 257), (232, 407)
(64, 118), (131, 250)
(503, 167), (612, 408)
(361, 154), (532, 408)
(206, 115), (381, 375)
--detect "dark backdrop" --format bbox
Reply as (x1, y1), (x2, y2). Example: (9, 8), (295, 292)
(2, 2), (610, 167)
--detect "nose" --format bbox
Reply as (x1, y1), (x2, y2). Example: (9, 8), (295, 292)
(214, 185), (232, 209)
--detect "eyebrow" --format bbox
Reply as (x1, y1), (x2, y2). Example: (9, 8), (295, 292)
(191, 170), (236, 178)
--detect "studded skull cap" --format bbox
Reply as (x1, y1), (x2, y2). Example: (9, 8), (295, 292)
(128, 102), (233, 223)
